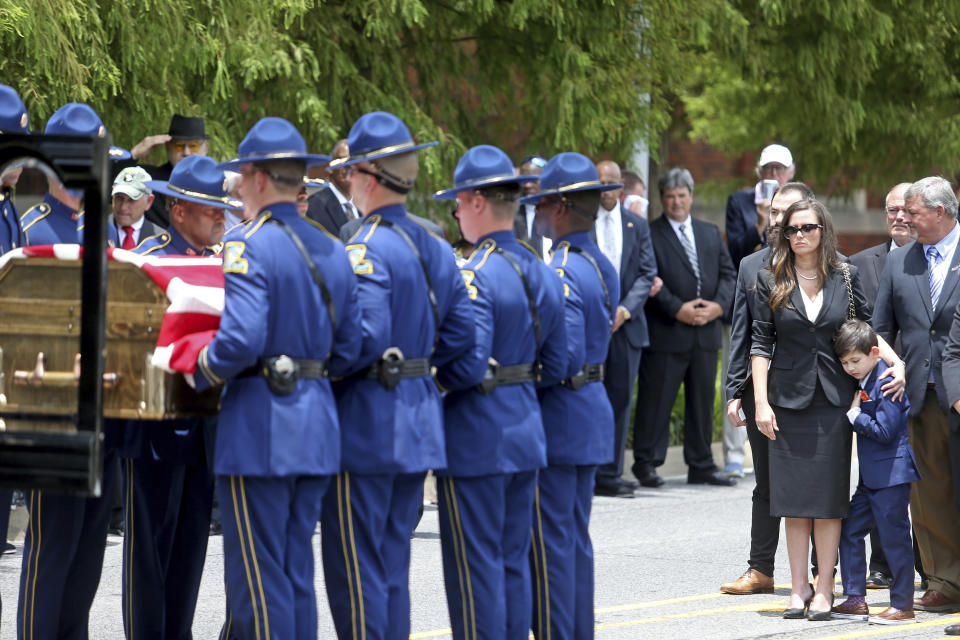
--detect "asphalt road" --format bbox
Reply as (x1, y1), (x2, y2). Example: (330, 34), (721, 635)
(1, 469), (958, 639)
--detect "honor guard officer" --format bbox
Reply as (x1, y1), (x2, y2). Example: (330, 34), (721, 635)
(115, 156), (242, 640)
(15, 102), (131, 640)
(519, 152), (620, 640)
(319, 111), (475, 640)
(192, 117), (362, 640)
(432, 145), (568, 639)
(20, 102), (130, 246)
(0, 85), (29, 254)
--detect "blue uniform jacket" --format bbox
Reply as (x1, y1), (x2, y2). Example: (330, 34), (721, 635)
(194, 202), (363, 477)
(118, 228), (217, 464)
(0, 187), (23, 254)
(853, 363), (920, 490)
(539, 232), (619, 466)
(334, 204), (475, 474)
(436, 231), (568, 476)
(21, 193), (82, 245)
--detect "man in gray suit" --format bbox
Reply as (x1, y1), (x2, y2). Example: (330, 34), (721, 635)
(850, 182), (914, 299)
(873, 176), (960, 615)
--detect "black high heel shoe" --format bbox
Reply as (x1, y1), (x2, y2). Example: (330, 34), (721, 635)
(783, 583), (815, 619)
(808, 592), (835, 621)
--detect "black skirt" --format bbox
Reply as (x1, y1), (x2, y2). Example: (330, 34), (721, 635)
(769, 383), (852, 519)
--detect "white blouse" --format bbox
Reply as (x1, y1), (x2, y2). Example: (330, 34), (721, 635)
(799, 285), (823, 322)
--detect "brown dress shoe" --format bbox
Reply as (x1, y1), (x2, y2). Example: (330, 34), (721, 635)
(831, 598), (869, 620)
(914, 589), (960, 612)
(868, 606), (916, 625)
(720, 569), (774, 595)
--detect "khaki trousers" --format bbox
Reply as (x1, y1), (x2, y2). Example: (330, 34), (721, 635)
(908, 388), (960, 599)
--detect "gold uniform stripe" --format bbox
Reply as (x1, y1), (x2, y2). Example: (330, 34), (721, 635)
(239, 477), (271, 639)
(441, 479), (469, 638)
(362, 215), (381, 243)
(125, 460), (135, 639)
(534, 484), (551, 639)
(344, 473), (366, 639)
(244, 212), (271, 239)
(336, 473), (359, 639)
(446, 477), (478, 640)
(230, 476), (262, 640)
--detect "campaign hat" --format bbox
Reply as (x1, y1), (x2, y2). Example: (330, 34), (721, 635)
(167, 114), (210, 140)
(433, 145), (537, 200)
(518, 152), (621, 205)
(44, 102), (131, 160)
(218, 117), (330, 171)
(0, 85), (29, 133)
(329, 111), (437, 168)
(147, 155), (242, 211)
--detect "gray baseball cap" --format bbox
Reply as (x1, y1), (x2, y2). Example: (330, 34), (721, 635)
(112, 166), (153, 199)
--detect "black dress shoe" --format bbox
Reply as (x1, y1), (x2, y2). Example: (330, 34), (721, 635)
(2, 542), (14, 555)
(621, 479), (639, 490)
(783, 583), (814, 619)
(866, 570), (892, 589)
(945, 622), (960, 635)
(594, 481), (635, 498)
(688, 470), (737, 486)
(637, 471), (665, 488)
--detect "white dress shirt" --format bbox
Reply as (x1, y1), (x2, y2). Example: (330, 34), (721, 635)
(666, 214), (697, 255)
(595, 201), (622, 276)
(327, 182), (357, 218)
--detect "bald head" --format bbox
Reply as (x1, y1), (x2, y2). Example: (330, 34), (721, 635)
(596, 160), (622, 211)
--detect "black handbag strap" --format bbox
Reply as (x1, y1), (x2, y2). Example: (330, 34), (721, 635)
(567, 245), (613, 321)
(265, 217), (338, 353)
(494, 246), (542, 377)
(378, 218), (440, 354)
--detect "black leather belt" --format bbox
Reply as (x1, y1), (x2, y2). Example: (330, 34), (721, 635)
(562, 363), (605, 390)
(237, 355), (328, 395)
(477, 360), (538, 395)
(361, 348), (431, 390)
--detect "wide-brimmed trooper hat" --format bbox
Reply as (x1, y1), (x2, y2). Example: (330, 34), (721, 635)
(0, 85), (29, 133)
(518, 152), (621, 205)
(147, 155), (242, 211)
(433, 145), (537, 201)
(218, 117), (330, 172)
(44, 102), (131, 160)
(329, 111), (438, 169)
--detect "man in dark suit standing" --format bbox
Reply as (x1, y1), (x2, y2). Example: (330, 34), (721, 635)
(593, 160), (658, 497)
(850, 183), (914, 299)
(513, 154), (549, 258)
(305, 139), (357, 235)
(874, 176), (960, 615)
(632, 168), (737, 487)
(725, 144), (795, 272)
(938, 296), (960, 636)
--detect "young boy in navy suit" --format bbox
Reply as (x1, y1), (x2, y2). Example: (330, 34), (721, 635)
(831, 319), (920, 624)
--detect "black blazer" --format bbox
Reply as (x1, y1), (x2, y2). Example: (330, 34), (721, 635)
(513, 203), (545, 259)
(751, 264), (870, 410)
(140, 161), (173, 228)
(874, 238), (960, 416)
(645, 214), (736, 352)
(725, 246), (771, 401)
(725, 188), (763, 273)
(306, 187), (350, 236)
(849, 241), (892, 301)
(940, 302), (960, 433)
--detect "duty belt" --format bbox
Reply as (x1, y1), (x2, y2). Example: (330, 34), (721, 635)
(476, 359), (539, 395)
(237, 355), (328, 396)
(363, 347), (431, 390)
(562, 363), (605, 391)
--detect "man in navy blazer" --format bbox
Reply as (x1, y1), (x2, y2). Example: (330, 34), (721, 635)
(833, 319), (920, 624)
(725, 144), (795, 273)
(633, 167), (736, 487)
(593, 160), (658, 497)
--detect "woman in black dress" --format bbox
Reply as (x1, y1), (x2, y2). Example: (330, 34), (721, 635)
(751, 199), (905, 620)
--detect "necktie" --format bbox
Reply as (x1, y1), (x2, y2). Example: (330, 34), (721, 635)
(342, 202), (356, 220)
(678, 223), (701, 296)
(121, 225), (135, 250)
(927, 246), (943, 310)
(602, 212), (616, 265)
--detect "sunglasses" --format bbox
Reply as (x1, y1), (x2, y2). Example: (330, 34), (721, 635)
(170, 141), (206, 153)
(783, 223), (823, 239)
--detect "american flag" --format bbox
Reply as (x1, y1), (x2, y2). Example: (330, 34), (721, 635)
(0, 244), (223, 375)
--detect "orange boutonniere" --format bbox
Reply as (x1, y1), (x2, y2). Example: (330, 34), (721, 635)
(860, 390), (871, 402)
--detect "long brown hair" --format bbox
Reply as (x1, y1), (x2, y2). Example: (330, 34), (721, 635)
(768, 199), (841, 311)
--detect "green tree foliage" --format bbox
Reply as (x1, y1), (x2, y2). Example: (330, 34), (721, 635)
(681, 0), (960, 190)
(0, 0), (687, 219)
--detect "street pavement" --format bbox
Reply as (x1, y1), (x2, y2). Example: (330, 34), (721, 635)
(1, 467), (958, 639)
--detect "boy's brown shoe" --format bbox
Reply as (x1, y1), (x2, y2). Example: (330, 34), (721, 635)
(869, 607), (916, 625)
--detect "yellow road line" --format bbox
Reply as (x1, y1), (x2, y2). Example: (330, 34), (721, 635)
(595, 580), (840, 614)
(595, 600), (783, 630)
(409, 629), (453, 639)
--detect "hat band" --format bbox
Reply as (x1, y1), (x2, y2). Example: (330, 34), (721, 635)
(238, 151), (310, 161)
(454, 173), (521, 190)
(330, 141), (420, 167)
(167, 182), (242, 208)
(557, 179), (606, 192)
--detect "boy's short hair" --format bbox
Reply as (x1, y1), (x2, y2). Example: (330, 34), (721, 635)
(833, 318), (878, 357)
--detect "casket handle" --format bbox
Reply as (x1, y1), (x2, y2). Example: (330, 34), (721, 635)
(13, 353), (119, 389)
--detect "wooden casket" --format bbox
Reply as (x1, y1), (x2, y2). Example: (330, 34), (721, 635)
(0, 257), (219, 430)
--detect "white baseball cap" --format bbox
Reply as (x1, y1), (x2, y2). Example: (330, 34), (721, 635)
(112, 166), (153, 199)
(758, 144), (793, 168)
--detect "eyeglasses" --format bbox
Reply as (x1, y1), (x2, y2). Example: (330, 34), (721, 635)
(170, 141), (206, 153)
(344, 166), (380, 180)
(783, 223), (823, 238)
